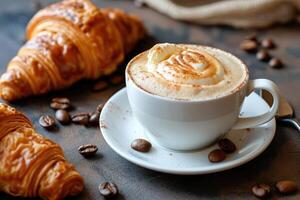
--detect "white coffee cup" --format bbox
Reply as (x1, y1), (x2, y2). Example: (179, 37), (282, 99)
(125, 47), (280, 151)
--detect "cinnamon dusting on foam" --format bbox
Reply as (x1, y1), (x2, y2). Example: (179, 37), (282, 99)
(127, 43), (248, 100)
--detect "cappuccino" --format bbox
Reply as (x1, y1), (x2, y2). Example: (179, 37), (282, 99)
(126, 43), (248, 100)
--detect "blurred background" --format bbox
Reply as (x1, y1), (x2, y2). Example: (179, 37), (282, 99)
(0, 1), (300, 200)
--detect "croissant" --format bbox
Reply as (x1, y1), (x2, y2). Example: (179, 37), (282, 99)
(0, 103), (84, 199)
(0, 0), (145, 101)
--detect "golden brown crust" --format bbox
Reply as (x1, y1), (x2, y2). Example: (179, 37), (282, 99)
(0, 0), (145, 101)
(0, 103), (84, 199)
(102, 8), (146, 54)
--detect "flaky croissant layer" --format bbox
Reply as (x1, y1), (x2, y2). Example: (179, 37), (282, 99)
(0, 103), (84, 199)
(0, 0), (145, 101)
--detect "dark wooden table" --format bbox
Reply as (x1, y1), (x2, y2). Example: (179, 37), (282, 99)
(1, 0), (300, 199)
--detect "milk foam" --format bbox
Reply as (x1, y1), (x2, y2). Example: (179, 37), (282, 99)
(127, 43), (248, 100)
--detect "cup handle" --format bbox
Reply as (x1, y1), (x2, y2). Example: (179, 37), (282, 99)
(232, 79), (280, 129)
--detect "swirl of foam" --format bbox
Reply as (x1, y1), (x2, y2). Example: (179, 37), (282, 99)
(147, 43), (225, 86)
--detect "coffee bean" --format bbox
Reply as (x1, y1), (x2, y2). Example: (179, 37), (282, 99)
(99, 182), (118, 198)
(218, 138), (236, 153)
(89, 112), (100, 126)
(256, 50), (270, 62)
(240, 40), (258, 53)
(52, 97), (70, 104)
(72, 113), (89, 125)
(55, 109), (70, 124)
(269, 58), (283, 69)
(261, 38), (276, 49)
(245, 33), (258, 42)
(92, 81), (109, 91)
(252, 184), (271, 198)
(50, 97), (71, 110)
(131, 139), (152, 152)
(110, 75), (124, 85)
(276, 180), (298, 194)
(78, 144), (98, 157)
(50, 102), (70, 110)
(96, 103), (105, 113)
(208, 149), (225, 163)
(39, 115), (56, 129)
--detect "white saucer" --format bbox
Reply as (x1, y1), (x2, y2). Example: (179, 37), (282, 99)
(100, 88), (276, 175)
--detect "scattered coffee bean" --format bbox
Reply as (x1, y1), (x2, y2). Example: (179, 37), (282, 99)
(245, 33), (258, 42)
(208, 149), (225, 163)
(99, 182), (118, 198)
(276, 180), (298, 194)
(131, 139), (152, 152)
(92, 80), (109, 91)
(89, 112), (100, 126)
(97, 103), (105, 113)
(256, 50), (271, 62)
(39, 115), (56, 129)
(50, 97), (71, 110)
(269, 58), (283, 69)
(240, 40), (258, 53)
(55, 109), (70, 124)
(110, 75), (124, 85)
(52, 97), (70, 104)
(72, 113), (90, 125)
(261, 38), (276, 49)
(78, 144), (98, 157)
(218, 138), (236, 153)
(50, 102), (70, 110)
(252, 184), (271, 198)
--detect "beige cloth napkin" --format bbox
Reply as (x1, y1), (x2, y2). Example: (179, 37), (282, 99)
(140, 0), (300, 28)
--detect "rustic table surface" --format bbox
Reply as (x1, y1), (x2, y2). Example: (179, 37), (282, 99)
(1, 0), (300, 200)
